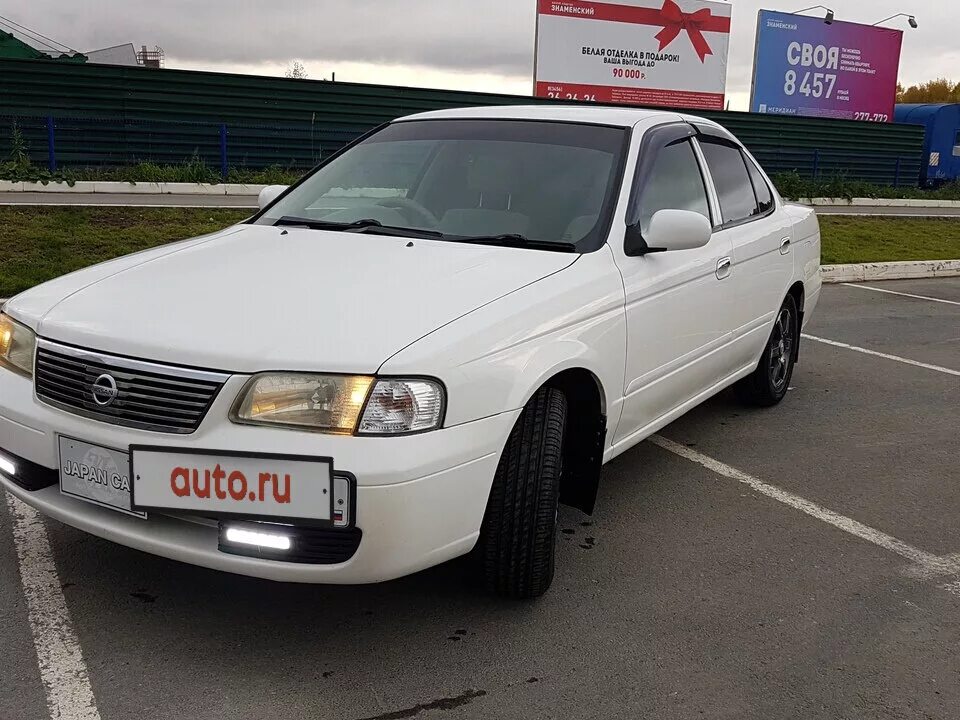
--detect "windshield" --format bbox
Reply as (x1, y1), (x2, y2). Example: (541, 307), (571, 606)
(254, 119), (628, 251)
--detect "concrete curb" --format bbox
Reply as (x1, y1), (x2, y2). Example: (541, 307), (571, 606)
(821, 259), (960, 283)
(802, 197), (960, 209)
(3, 182), (959, 208)
(0, 181), (268, 196)
(4, 182), (960, 210)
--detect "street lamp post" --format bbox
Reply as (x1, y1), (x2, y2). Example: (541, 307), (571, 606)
(792, 5), (835, 23)
(872, 13), (918, 28)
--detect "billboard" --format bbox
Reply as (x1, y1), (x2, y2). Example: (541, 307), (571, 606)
(534, 0), (732, 110)
(750, 10), (903, 122)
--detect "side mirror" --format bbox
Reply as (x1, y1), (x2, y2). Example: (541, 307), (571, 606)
(625, 209), (712, 256)
(258, 185), (289, 210)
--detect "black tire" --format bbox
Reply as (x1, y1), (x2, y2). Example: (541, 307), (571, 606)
(734, 294), (799, 407)
(478, 386), (566, 599)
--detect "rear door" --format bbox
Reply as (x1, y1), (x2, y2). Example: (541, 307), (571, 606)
(695, 133), (794, 369)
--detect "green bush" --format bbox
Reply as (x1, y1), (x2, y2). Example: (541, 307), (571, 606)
(0, 120), (71, 184)
(7, 121), (30, 168)
(0, 128), (307, 185)
(0, 158), (306, 186)
(4, 143), (959, 201)
(769, 171), (960, 202)
(226, 163), (301, 185)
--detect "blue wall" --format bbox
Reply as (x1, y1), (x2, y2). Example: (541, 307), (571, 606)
(895, 104), (960, 185)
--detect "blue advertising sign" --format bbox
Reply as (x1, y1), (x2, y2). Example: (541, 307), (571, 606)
(750, 10), (903, 122)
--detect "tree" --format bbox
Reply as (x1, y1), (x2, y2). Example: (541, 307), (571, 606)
(285, 61), (308, 80)
(896, 78), (960, 104)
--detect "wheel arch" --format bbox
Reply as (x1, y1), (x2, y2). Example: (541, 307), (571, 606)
(535, 367), (607, 515)
(787, 280), (805, 363)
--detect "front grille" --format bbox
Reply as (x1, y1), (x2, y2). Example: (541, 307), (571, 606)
(218, 521), (363, 564)
(35, 343), (228, 434)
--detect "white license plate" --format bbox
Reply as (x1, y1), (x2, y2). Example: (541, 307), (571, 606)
(59, 436), (146, 518)
(130, 447), (334, 523)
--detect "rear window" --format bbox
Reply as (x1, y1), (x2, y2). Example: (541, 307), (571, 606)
(744, 156), (775, 214)
(699, 140), (759, 226)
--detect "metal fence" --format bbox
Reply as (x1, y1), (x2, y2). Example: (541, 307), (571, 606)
(0, 115), (338, 175)
(0, 57), (928, 185)
(1, 112), (923, 187)
(1, 58), (928, 185)
(750, 147), (919, 188)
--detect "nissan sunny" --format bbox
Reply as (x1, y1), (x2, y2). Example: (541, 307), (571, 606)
(0, 105), (820, 598)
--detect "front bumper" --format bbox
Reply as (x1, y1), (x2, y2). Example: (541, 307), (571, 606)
(0, 367), (519, 583)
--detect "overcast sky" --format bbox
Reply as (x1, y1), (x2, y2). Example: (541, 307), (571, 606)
(6, 1), (957, 110)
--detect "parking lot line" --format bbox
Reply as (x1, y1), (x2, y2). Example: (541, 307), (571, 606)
(649, 435), (960, 585)
(802, 334), (960, 377)
(841, 283), (960, 307)
(5, 494), (101, 720)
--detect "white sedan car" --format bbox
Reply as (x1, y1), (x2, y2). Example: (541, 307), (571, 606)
(0, 106), (820, 598)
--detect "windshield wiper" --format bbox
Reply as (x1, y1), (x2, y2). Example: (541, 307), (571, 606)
(274, 218), (574, 250)
(455, 234), (578, 253)
(273, 216), (443, 239)
(275, 216), (382, 231)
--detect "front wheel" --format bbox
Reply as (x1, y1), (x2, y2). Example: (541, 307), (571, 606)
(477, 386), (566, 599)
(735, 294), (798, 407)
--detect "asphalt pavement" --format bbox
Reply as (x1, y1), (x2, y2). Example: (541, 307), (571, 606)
(1, 278), (959, 719)
(3, 192), (960, 217)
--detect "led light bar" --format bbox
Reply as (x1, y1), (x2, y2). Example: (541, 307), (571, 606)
(224, 525), (291, 551)
(0, 454), (16, 477)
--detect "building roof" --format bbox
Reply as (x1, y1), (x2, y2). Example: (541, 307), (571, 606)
(85, 43), (138, 66)
(0, 29), (85, 62)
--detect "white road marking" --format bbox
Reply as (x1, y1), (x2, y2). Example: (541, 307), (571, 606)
(940, 580), (960, 598)
(802, 334), (960, 377)
(650, 436), (943, 567)
(5, 493), (101, 720)
(649, 436), (960, 588)
(841, 283), (960, 307)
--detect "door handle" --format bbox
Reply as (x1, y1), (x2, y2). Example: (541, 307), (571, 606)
(716, 256), (732, 280)
(780, 237), (792, 255)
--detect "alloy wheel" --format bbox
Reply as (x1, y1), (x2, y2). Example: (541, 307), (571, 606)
(768, 306), (794, 391)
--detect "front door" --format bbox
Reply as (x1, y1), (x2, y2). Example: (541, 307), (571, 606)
(611, 127), (736, 449)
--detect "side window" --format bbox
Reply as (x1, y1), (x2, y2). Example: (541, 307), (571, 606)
(699, 139), (760, 225)
(745, 155), (774, 214)
(637, 139), (711, 235)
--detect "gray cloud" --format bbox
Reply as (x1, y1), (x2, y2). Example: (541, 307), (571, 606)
(10, 0), (536, 74)
(6, 0), (956, 91)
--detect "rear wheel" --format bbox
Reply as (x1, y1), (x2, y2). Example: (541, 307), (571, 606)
(477, 386), (566, 599)
(735, 294), (798, 407)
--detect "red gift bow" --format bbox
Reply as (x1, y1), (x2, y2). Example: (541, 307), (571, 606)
(654, 0), (714, 63)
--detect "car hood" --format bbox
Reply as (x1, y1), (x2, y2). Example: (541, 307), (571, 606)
(10, 224), (576, 373)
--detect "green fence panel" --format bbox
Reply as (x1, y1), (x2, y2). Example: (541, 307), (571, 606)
(0, 57), (924, 184)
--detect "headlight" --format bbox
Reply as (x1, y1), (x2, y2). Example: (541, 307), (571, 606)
(0, 313), (36, 378)
(231, 374), (374, 434)
(231, 374), (445, 435)
(358, 378), (445, 435)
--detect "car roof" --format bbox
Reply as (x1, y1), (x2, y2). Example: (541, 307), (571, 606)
(398, 104), (718, 130)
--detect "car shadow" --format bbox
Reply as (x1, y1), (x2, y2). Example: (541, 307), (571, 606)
(41, 391), (746, 663)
